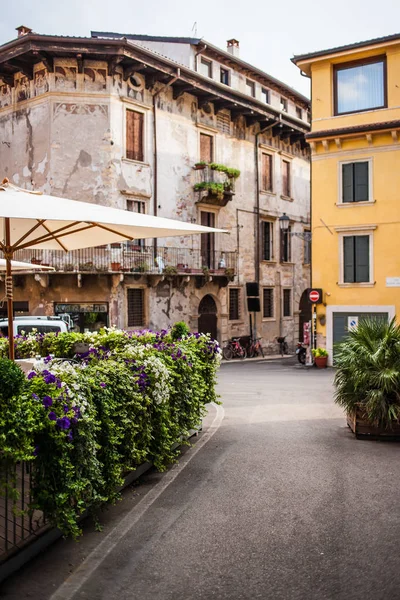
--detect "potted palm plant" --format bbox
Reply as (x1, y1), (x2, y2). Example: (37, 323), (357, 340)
(312, 347), (328, 368)
(334, 318), (400, 438)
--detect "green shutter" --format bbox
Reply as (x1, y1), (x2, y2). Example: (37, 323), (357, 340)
(342, 164), (354, 203)
(354, 162), (369, 202)
(343, 236), (355, 282)
(355, 235), (370, 282)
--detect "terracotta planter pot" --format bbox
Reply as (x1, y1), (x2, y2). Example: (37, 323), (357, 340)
(314, 356), (328, 369)
(110, 262), (121, 271)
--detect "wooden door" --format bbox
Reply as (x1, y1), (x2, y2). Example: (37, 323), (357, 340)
(200, 212), (215, 269)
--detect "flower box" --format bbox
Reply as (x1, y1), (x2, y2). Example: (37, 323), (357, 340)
(347, 405), (400, 440)
(110, 262), (121, 271)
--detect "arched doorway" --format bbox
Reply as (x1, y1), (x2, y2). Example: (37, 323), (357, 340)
(198, 295), (218, 340)
(298, 289), (312, 342)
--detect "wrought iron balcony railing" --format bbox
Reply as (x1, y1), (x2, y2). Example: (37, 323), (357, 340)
(10, 246), (237, 275)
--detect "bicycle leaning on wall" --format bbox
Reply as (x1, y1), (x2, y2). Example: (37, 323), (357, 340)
(222, 338), (247, 360)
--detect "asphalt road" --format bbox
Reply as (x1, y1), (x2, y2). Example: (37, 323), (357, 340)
(2, 359), (400, 600)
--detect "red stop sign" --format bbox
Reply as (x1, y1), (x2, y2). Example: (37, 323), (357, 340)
(309, 290), (320, 303)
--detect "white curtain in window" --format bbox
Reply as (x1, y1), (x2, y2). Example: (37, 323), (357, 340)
(337, 61), (384, 114)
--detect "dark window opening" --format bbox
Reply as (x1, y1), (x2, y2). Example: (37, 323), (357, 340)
(263, 288), (274, 318)
(229, 288), (240, 321)
(280, 226), (291, 263)
(220, 67), (230, 85)
(246, 79), (255, 97)
(261, 88), (270, 104)
(283, 289), (292, 317)
(261, 221), (273, 261)
(127, 288), (145, 327)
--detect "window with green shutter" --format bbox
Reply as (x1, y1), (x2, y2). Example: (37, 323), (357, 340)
(342, 162), (369, 203)
(343, 235), (370, 283)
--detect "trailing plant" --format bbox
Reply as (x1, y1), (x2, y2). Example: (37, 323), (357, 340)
(334, 318), (400, 428)
(194, 181), (225, 199)
(209, 163), (240, 179)
(163, 265), (178, 275)
(0, 326), (221, 537)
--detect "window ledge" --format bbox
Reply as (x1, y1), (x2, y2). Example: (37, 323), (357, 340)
(280, 261), (295, 266)
(262, 317), (276, 322)
(260, 190), (276, 196)
(338, 282), (375, 288)
(282, 316), (293, 320)
(228, 320), (244, 324)
(122, 158), (150, 167)
(336, 201), (375, 208)
(280, 195), (294, 202)
(261, 260), (277, 264)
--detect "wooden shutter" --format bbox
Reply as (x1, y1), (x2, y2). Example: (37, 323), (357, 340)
(342, 163), (354, 202)
(354, 162), (369, 202)
(263, 288), (274, 318)
(126, 110), (144, 162)
(261, 154), (272, 191)
(229, 288), (240, 320)
(200, 133), (213, 162)
(127, 289), (144, 327)
(355, 235), (369, 282)
(343, 236), (355, 283)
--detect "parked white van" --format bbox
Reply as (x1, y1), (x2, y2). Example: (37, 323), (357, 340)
(0, 316), (70, 337)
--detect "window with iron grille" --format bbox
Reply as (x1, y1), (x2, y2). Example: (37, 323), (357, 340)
(261, 153), (273, 192)
(280, 226), (291, 263)
(263, 288), (274, 318)
(261, 221), (273, 261)
(126, 109), (144, 162)
(127, 288), (144, 327)
(283, 289), (292, 317)
(229, 288), (240, 321)
(200, 133), (214, 162)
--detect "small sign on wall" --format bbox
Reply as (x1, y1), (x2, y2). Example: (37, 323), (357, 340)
(348, 316), (359, 331)
(386, 277), (400, 287)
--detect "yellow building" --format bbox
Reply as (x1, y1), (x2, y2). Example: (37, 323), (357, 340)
(293, 34), (400, 363)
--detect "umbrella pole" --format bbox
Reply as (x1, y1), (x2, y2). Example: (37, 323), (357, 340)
(5, 218), (14, 361)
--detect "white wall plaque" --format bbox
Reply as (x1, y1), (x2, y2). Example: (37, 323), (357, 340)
(348, 316), (359, 331)
(386, 277), (400, 287)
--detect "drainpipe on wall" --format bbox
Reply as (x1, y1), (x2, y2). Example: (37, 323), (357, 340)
(254, 117), (281, 283)
(151, 69), (180, 257)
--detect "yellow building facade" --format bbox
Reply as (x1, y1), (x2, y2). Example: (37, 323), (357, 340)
(293, 34), (400, 363)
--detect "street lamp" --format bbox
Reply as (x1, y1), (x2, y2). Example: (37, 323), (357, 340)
(279, 212), (290, 231)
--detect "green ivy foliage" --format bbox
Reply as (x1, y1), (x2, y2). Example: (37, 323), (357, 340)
(0, 325), (221, 538)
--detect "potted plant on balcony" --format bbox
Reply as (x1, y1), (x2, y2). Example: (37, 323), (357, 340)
(312, 347), (328, 368)
(63, 263), (74, 272)
(163, 265), (178, 276)
(194, 161), (208, 171)
(334, 318), (400, 439)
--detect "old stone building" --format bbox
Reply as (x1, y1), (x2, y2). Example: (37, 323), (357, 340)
(0, 26), (310, 351)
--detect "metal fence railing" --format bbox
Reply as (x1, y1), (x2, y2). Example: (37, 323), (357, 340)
(0, 461), (47, 564)
(9, 246), (237, 275)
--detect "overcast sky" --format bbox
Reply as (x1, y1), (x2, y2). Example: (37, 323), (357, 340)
(1, 0), (399, 97)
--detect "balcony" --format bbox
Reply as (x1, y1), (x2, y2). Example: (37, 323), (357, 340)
(10, 246), (237, 278)
(193, 163), (240, 207)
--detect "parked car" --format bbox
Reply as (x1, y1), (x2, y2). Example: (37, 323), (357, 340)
(0, 316), (70, 337)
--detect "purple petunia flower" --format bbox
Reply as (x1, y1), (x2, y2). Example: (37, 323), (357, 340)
(33, 445), (39, 456)
(63, 404), (69, 413)
(67, 430), (73, 442)
(27, 371), (37, 380)
(56, 416), (71, 430)
(42, 395), (53, 408)
(100, 382), (106, 388)
(48, 411), (57, 421)
(44, 373), (57, 385)
(32, 393), (39, 400)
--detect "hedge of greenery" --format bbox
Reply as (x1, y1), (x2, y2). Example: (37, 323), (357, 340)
(334, 317), (400, 428)
(0, 323), (221, 538)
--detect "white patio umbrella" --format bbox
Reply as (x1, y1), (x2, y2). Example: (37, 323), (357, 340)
(0, 258), (55, 271)
(0, 179), (226, 359)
